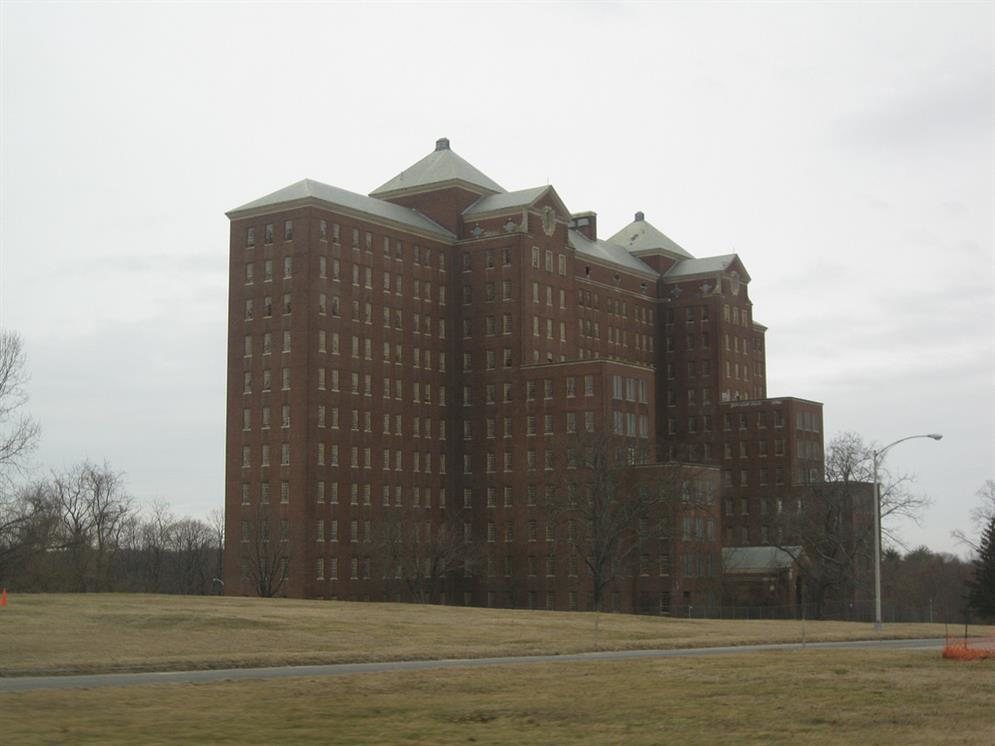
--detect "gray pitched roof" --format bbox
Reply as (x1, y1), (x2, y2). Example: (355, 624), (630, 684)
(226, 179), (455, 239)
(371, 138), (505, 197)
(663, 254), (749, 281)
(722, 546), (801, 573)
(568, 229), (658, 278)
(607, 213), (694, 259)
(463, 186), (549, 217)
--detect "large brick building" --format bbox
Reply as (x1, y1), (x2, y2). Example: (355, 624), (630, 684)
(224, 138), (824, 612)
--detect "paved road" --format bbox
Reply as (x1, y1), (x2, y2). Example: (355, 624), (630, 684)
(0, 638), (945, 693)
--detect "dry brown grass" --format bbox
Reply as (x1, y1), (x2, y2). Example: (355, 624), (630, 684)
(3, 649), (994, 744)
(3, 593), (991, 677)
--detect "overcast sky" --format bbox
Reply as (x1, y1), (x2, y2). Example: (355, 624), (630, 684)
(2, 2), (991, 554)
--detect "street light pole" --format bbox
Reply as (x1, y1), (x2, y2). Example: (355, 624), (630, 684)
(872, 433), (942, 630)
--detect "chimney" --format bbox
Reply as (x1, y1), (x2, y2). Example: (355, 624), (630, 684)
(569, 211), (597, 240)
(435, 137), (450, 151)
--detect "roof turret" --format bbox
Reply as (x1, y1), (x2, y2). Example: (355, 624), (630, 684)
(607, 212), (694, 260)
(371, 138), (505, 198)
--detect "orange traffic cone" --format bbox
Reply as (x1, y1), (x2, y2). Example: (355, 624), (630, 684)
(0, 589), (7, 607)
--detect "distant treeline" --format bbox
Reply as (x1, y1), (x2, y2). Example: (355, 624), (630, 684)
(0, 461), (222, 594)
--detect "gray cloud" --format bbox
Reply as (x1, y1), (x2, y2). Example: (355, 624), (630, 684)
(3, 2), (991, 552)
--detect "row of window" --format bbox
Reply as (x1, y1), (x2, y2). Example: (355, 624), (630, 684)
(464, 247), (514, 270)
(315, 444), (450, 474)
(314, 481), (447, 508)
(610, 375), (649, 403)
(667, 388), (715, 407)
(680, 516), (717, 541)
(723, 440), (788, 459)
(242, 368), (291, 394)
(244, 256), (293, 284)
(307, 554), (701, 584)
(243, 365), (451, 400)
(531, 316), (568, 343)
(663, 332), (710, 353)
(242, 329), (292, 355)
(727, 525), (784, 546)
(724, 334), (762, 354)
(722, 304), (751, 327)
(577, 290), (654, 325)
(721, 410), (796, 430)
(462, 279), (525, 304)
(241, 443), (290, 468)
(724, 496), (801, 516)
(239, 481), (290, 504)
(241, 405), (291, 430)
(316, 332), (449, 369)
(246, 249), (447, 293)
(723, 467), (787, 487)
(245, 220), (294, 247)
(243, 294), (292, 322)
(452, 376), (599, 407)
(247, 220), (445, 270)
(533, 246), (566, 275)
(317, 291), (445, 322)
(611, 411), (651, 438)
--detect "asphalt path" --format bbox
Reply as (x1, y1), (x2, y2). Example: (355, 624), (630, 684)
(0, 637), (945, 693)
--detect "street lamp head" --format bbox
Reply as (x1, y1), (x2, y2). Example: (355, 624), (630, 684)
(927, 433), (943, 441)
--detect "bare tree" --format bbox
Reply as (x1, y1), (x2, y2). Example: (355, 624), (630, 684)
(377, 510), (475, 603)
(771, 431), (929, 618)
(169, 518), (214, 594)
(45, 461), (136, 591)
(953, 480), (995, 553)
(882, 545), (973, 623)
(138, 501), (175, 592)
(0, 481), (56, 588)
(0, 331), (41, 490)
(51, 463), (95, 591)
(547, 432), (714, 613)
(207, 508), (225, 592)
(86, 462), (134, 591)
(240, 501), (288, 597)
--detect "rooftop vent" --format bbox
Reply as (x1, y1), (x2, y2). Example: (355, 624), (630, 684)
(635, 211), (645, 222)
(435, 137), (450, 151)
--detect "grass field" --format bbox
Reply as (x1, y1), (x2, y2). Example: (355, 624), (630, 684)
(2, 593), (992, 677)
(4, 649), (994, 744)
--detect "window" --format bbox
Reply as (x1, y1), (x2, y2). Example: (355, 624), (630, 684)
(284, 221), (293, 241)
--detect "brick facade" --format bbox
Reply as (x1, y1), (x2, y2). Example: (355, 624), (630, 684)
(224, 139), (823, 613)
